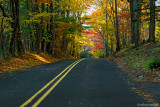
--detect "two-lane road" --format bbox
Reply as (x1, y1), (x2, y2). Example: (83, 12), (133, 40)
(0, 59), (150, 107)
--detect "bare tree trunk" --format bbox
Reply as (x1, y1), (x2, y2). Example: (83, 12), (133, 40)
(26, 0), (32, 52)
(16, 0), (24, 56)
(0, 3), (7, 58)
(110, 36), (113, 54)
(115, 0), (120, 52)
(41, 3), (45, 52)
(0, 18), (4, 59)
(129, 0), (135, 43)
(148, 0), (155, 43)
(34, 0), (42, 53)
(128, 0), (140, 46)
(50, 1), (55, 56)
(47, 0), (59, 56)
(105, 0), (108, 57)
(10, 0), (24, 56)
(62, 11), (70, 54)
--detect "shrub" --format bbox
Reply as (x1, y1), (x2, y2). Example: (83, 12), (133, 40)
(148, 58), (160, 69)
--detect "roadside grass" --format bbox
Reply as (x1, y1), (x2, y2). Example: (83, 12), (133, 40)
(113, 43), (160, 81)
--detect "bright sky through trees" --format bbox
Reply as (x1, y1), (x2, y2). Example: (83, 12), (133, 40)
(156, 0), (160, 6)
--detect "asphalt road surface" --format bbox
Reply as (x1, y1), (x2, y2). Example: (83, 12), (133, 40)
(0, 59), (150, 107)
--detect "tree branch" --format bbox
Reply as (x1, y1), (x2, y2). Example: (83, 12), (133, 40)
(0, 3), (8, 17)
(98, 29), (104, 38)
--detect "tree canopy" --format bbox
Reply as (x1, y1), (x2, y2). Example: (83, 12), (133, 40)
(0, 0), (160, 59)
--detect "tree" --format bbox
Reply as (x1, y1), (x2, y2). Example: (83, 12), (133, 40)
(148, 0), (156, 42)
(10, 0), (24, 56)
(115, 0), (121, 51)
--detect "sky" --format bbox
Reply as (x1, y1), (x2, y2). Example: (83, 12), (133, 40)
(82, 5), (96, 17)
(156, 0), (160, 6)
(82, 5), (96, 27)
(86, 5), (97, 15)
(83, 0), (160, 16)
(82, 1), (160, 27)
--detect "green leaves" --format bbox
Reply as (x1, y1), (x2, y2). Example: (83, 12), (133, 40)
(42, 33), (52, 42)
(56, 16), (76, 23)
(148, 58), (160, 69)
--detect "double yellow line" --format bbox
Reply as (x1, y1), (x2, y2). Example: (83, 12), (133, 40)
(20, 59), (84, 107)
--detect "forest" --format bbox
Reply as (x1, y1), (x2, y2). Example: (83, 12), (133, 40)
(0, 0), (160, 105)
(0, 0), (160, 59)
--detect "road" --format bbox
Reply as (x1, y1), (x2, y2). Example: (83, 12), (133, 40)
(0, 59), (150, 107)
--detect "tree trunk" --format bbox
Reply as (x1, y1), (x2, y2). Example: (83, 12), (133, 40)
(129, 0), (135, 43)
(50, 2), (55, 55)
(0, 18), (4, 59)
(41, 3), (45, 52)
(105, 0), (108, 57)
(10, 0), (24, 57)
(26, 0), (32, 52)
(110, 36), (113, 54)
(35, 0), (42, 53)
(148, 0), (155, 43)
(133, 0), (140, 46)
(115, 0), (120, 52)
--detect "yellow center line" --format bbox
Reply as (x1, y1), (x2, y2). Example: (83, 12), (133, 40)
(32, 59), (84, 107)
(20, 59), (82, 107)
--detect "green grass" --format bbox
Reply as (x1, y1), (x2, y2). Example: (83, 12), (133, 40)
(115, 43), (160, 70)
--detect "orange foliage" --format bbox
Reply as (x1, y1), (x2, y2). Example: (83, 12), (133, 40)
(34, 0), (53, 4)
(118, 11), (131, 19)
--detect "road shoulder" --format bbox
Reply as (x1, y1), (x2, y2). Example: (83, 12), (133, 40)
(107, 58), (160, 105)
